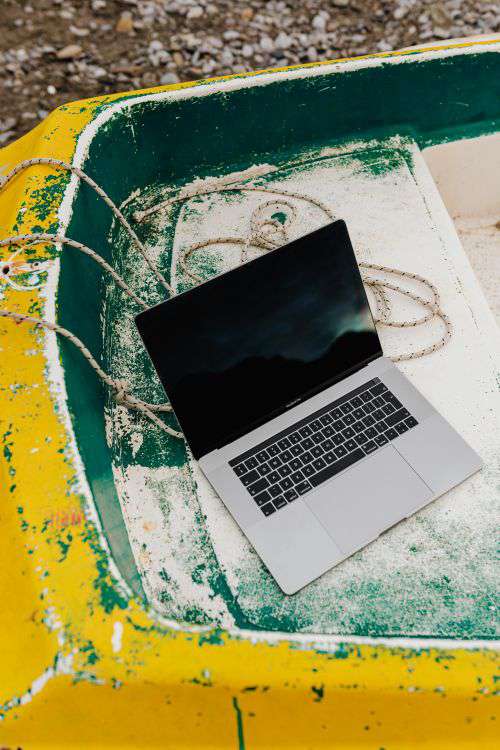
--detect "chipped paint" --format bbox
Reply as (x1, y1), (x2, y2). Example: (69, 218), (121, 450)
(0, 39), (499, 746)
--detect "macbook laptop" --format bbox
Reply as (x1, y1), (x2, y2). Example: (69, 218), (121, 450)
(136, 220), (482, 594)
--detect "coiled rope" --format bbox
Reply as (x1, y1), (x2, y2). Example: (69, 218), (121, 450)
(0, 158), (452, 438)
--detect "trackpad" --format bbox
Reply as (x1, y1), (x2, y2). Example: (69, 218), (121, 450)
(306, 447), (432, 555)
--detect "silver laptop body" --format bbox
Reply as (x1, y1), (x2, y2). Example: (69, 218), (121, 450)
(137, 221), (482, 595)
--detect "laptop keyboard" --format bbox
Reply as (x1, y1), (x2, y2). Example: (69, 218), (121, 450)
(229, 378), (419, 518)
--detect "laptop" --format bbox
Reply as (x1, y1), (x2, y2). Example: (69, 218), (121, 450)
(136, 220), (482, 594)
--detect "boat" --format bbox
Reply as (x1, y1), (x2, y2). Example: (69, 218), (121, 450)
(0, 36), (498, 747)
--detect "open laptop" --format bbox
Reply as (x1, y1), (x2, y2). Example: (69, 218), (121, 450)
(136, 220), (482, 594)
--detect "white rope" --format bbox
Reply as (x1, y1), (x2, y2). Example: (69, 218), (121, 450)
(0, 157), (453, 441)
(0, 160), (180, 437)
(0, 234), (148, 309)
(0, 158), (173, 294)
(0, 309), (181, 439)
(163, 183), (453, 362)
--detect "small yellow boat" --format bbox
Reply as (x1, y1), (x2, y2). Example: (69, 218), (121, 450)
(0, 37), (498, 748)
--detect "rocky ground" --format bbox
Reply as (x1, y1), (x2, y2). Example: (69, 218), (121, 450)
(0, 0), (498, 146)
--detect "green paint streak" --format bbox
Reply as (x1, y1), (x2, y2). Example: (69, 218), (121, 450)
(232, 697), (245, 750)
(198, 628), (225, 647)
(311, 684), (325, 702)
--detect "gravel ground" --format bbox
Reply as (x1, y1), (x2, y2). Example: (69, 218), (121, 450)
(0, 0), (498, 147)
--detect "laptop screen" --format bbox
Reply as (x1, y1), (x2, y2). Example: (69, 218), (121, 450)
(136, 220), (381, 459)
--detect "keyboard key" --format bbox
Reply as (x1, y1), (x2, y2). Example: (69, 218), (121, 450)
(310, 448), (365, 487)
(334, 445), (347, 458)
(233, 463), (247, 477)
(268, 470), (281, 484)
(267, 444), (280, 457)
(355, 432), (368, 445)
(373, 396), (385, 408)
(254, 490), (271, 506)
(296, 480), (312, 495)
(300, 451), (313, 465)
(288, 432), (301, 444)
(258, 462), (271, 476)
(373, 409), (385, 421)
(313, 457), (326, 471)
(242, 469), (260, 486)
(341, 403), (353, 414)
(364, 401), (376, 413)
(269, 455), (282, 469)
(278, 464), (292, 477)
(331, 408), (343, 419)
(396, 422), (409, 435)
(274, 496), (288, 509)
(364, 441), (378, 454)
(333, 420), (345, 432)
(248, 477), (269, 495)
(332, 433), (344, 446)
(245, 457), (258, 469)
(300, 426), (312, 438)
(353, 421), (365, 434)
(345, 438), (358, 452)
(281, 449), (292, 462)
(277, 438), (291, 450)
(343, 413), (355, 426)
(280, 477), (293, 491)
(342, 427), (355, 439)
(322, 438), (334, 451)
(310, 419), (322, 431)
(322, 425), (334, 438)
(360, 391), (373, 403)
(382, 403), (395, 416)
(256, 450), (269, 462)
(302, 437), (314, 450)
(290, 444), (303, 457)
(324, 451), (335, 464)
(311, 445), (324, 458)
(302, 465), (315, 477)
(353, 408), (365, 420)
(375, 421), (387, 434)
(405, 416), (418, 428)
(351, 396), (363, 408)
(385, 408), (409, 427)
(320, 413), (333, 425)
(375, 434), (388, 446)
(384, 427), (398, 440)
(290, 458), (302, 472)
(261, 502), (276, 516)
(269, 485), (282, 499)
(284, 489), (298, 503)
(291, 470), (304, 484)
(312, 432), (324, 444)
(365, 426), (377, 439)
(384, 393), (403, 410)
(363, 414), (375, 427)
(370, 382), (387, 396)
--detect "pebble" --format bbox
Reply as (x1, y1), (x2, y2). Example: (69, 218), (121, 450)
(160, 72), (180, 85)
(116, 11), (134, 34)
(56, 44), (83, 60)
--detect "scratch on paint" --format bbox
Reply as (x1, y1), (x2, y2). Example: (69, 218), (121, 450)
(232, 696), (245, 750)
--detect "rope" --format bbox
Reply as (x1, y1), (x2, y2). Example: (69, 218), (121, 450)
(0, 309), (181, 439)
(0, 158), (173, 294)
(0, 157), (453, 440)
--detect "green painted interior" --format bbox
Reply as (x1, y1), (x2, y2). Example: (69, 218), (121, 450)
(57, 50), (500, 630)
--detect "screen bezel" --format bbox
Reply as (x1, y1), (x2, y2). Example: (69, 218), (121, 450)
(136, 220), (383, 459)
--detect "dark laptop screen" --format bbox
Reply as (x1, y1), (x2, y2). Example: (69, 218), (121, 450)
(136, 220), (381, 459)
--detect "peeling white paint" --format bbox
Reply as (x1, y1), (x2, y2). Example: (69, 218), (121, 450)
(111, 621), (123, 653)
